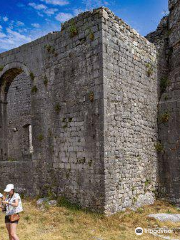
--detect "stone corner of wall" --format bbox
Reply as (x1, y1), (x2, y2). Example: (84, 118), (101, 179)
(61, 7), (105, 30)
(101, 7), (157, 51)
(169, 0), (179, 10)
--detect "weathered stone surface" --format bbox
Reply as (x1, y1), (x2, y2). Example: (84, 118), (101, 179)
(102, 8), (158, 214)
(48, 200), (57, 206)
(36, 198), (57, 207)
(146, 0), (180, 208)
(148, 213), (180, 222)
(135, 192), (155, 208)
(37, 198), (48, 206)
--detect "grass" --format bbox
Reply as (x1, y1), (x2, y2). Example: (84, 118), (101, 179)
(69, 21), (78, 38)
(146, 63), (154, 77)
(0, 199), (180, 240)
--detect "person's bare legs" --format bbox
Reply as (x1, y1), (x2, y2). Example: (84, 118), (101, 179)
(6, 223), (12, 240)
(10, 223), (19, 240)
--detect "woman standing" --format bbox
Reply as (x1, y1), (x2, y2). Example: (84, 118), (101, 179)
(2, 184), (23, 240)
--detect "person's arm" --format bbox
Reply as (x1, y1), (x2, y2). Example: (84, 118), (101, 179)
(2, 199), (19, 207)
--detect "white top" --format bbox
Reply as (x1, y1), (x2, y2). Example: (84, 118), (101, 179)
(5, 193), (23, 216)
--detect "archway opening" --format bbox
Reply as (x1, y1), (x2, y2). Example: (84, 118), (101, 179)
(0, 67), (33, 161)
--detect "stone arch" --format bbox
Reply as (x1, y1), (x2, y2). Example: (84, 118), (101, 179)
(0, 62), (30, 102)
(0, 62), (32, 161)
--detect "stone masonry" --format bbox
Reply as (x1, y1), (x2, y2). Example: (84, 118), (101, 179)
(146, 0), (180, 207)
(0, 1), (178, 214)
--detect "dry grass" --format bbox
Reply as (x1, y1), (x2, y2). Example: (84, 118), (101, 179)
(0, 199), (180, 240)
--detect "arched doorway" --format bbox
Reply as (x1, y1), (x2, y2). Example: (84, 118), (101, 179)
(0, 63), (33, 162)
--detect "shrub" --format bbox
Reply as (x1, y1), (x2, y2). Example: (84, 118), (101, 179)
(44, 76), (48, 87)
(30, 72), (35, 81)
(31, 86), (38, 93)
(89, 29), (95, 41)
(69, 21), (78, 38)
(89, 92), (94, 102)
(44, 44), (55, 54)
(146, 63), (153, 77)
(155, 142), (164, 152)
(0, 66), (4, 71)
(159, 112), (170, 123)
(8, 157), (16, 162)
(160, 77), (169, 94)
(145, 179), (151, 186)
(55, 104), (61, 114)
(57, 196), (82, 211)
(38, 134), (44, 141)
(63, 123), (68, 128)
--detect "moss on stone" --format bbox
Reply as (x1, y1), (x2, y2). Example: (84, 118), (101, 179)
(69, 21), (78, 38)
(44, 76), (48, 87)
(38, 134), (44, 141)
(31, 85), (38, 93)
(55, 104), (61, 114)
(155, 142), (164, 152)
(146, 63), (154, 77)
(30, 72), (35, 81)
(160, 77), (170, 94)
(159, 112), (170, 123)
(0, 66), (4, 71)
(89, 91), (94, 102)
(68, 117), (73, 122)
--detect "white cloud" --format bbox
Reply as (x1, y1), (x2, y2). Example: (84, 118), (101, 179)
(3, 17), (8, 22)
(37, 12), (44, 17)
(18, 28), (28, 33)
(55, 12), (73, 22)
(0, 32), (6, 38)
(29, 3), (47, 10)
(0, 28), (32, 51)
(40, 0), (69, 6)
(29, 2), (59, 16)
(73, 9), (83, 16)
(44, 8), (58, 16)
(17, 21), (25, 26)
(31, 23), (40, 28)
(6, 28), (31, 41)
(0, 25), (2, 30)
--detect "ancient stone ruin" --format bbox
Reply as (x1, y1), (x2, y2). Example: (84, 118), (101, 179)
(0, 0), (179, 214)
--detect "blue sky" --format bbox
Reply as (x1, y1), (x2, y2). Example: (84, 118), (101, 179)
(0, 0), (168, 53)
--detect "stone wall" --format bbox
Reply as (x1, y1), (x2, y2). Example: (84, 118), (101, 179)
(146, 0), (180, 206)
(160, 0), (180, 204)
(0, 6), (161, 213)
(101, 9), (158, 214)
(40, 10), (105, 210)
(7, 73), (32, 161)
(0, 8), (105, 211)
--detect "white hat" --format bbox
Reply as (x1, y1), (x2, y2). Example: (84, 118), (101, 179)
(4, 184), (14, 192)
(0, 193), (3, 198)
